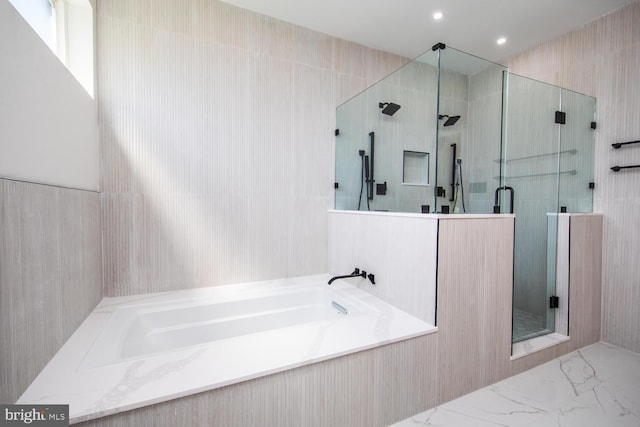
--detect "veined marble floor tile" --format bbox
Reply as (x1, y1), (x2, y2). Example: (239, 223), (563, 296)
(522, 383), (640, 427)
(577, 342), (640, 381)
(486, 358), (582, 411)
(396, 406), (528, 427)
(393, 342), (640, 427)
(437, 385), (551, 427)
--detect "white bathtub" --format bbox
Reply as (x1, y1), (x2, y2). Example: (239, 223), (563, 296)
(18, 275), (436, 424)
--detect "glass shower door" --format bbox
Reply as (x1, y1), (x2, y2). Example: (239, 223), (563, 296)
(558, 89), (596, 213)
(502, 73), (561, 343)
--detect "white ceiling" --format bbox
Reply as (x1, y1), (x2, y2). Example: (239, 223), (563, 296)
(220, 0), (635, 63)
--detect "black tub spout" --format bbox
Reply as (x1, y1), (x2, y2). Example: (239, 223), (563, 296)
(328, 268), (366, 285)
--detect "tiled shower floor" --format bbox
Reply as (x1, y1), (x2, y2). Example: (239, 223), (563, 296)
(512, 308), (547, 342)
(392, 342), (640, 426)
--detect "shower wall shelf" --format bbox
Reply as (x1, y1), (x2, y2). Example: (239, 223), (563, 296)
(611, 165), (640, 172)
(494, 149), (577, 163)
(494, 170), (577, 180)
(611, 140), (640, 149)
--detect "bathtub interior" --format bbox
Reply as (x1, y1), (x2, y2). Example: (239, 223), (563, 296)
(82, 284), (370, 369)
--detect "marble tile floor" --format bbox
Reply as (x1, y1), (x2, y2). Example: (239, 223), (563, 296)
(392, 342), (640, 427)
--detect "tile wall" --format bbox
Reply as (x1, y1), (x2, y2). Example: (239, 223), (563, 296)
(0, 180), (102, 403)
(97, 0), (408, 296)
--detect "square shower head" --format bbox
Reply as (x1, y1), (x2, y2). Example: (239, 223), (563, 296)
(443, 115), (460, 126)
(379, 102), (401, 116)
(439, 114), (461, 126)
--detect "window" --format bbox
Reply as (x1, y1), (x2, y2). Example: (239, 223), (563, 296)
(8, 0), (55, 50)
(8, 0), (94, 97)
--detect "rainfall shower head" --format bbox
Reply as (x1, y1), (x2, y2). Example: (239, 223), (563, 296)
(439, 114), (461, 126)
(379, 102), (401, 116)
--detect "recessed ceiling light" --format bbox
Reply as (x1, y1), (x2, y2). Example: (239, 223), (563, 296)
(433, 11), (443, 20)
(497, 37), (507, 45)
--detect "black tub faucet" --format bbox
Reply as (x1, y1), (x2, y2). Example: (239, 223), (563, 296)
(328, 268), (366, 285)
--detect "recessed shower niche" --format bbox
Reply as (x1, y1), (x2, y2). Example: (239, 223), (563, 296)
(334, 43), (596, 346)
(402, 150), (429, 186)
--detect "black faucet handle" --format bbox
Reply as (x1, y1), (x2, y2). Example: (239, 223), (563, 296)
(351, 268), (360, 275)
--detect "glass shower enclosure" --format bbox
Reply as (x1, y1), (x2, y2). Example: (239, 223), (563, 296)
(334, 44), (596, 345)
(334, 46), (507, 214)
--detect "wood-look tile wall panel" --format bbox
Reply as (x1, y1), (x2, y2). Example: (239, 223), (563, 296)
(434, 214), (602, 397)
(76, 334), (438, 427)
(0, 179), (102, 403)
(567, 215), (603, 348)
(97, 0), (408, 296)
(508, 0), (640, 352)
(436, 217), (514, 402)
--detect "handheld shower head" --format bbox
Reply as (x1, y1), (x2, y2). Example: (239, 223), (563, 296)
(364, 155), (370, 179)
(439, 114), (461, 126)
(454, 159), (461, 185)
(379, 102), (401, 116)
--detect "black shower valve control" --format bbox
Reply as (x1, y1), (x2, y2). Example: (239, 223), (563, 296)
(376, 181), (387, 196)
